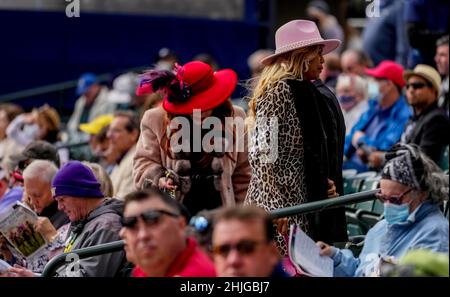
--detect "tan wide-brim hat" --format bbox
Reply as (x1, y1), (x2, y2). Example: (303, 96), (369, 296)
(403, 64), (442, 96)
(261, 20), (341, 65)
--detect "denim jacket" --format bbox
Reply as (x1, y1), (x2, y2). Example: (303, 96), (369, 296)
(344, 96), (412, 158)
(331, 201), (449, 277)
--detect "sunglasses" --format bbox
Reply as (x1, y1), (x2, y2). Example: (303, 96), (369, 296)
(121, 209), (179, 228)
(375, 188), (413, 205)
(406, 82), (429, 90)
(212, 240), (266, 257)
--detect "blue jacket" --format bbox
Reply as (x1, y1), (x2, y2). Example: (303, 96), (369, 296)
(344, 96), (412, 158)
(0, 187), (23, 213)
(331, 201), (449, 277)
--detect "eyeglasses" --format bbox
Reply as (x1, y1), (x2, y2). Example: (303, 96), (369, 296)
(406, 82), (428, 90)
(121, 209), (179, 229)
(375, 188), (413, 205)
(212, 240), (266, 257)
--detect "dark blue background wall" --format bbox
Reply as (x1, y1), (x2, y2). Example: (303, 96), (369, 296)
(0, 10), (260, 116)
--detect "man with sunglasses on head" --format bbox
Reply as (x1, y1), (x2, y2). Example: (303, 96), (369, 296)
(366, 64), (449, 170)
(212, 205), (288, 277)
(318, 144), (448, 277)
(120, 188), (216, 277)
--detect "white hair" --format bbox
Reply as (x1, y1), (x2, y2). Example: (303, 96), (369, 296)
(23, 159), (58, 184)
(336, 74), (368, 99)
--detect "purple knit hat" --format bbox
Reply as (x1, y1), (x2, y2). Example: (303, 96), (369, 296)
(52, 161), (104, 198)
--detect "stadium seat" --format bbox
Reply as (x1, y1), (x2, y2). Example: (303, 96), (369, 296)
(343, 171), (378, 195)
(346, 211), (366, 236)
(356, 210), (383, 232)
(345, 235), (365, 257)
(372, 199), (384, 215)
(355, 176), (381, 211)
(343, 169), (358, 179)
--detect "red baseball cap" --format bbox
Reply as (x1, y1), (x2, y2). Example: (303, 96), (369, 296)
(365, 60), (405, 88)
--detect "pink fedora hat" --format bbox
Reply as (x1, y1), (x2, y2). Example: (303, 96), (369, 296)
(261, 20), (341, 65)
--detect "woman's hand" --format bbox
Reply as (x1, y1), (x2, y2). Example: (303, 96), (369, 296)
(158, 176), (177, 192)
(22, 112), (37, 125)
(327, 179), (338, 198)
(316, 241), (336, 257)
(34, 217), (57, 242)
(273, 218), (288, 236)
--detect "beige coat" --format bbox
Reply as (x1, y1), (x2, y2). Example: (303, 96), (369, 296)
(133, 106), (250, 206)
(111, 145), (137, 200)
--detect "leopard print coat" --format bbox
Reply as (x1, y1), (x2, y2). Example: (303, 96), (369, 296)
(245, 80), (309, 255)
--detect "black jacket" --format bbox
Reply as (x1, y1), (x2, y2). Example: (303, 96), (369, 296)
(403, 102), (449, 163)
(287, 79), (348, 244)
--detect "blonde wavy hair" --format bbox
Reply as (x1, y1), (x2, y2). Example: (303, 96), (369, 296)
(246, 45), (322, 128)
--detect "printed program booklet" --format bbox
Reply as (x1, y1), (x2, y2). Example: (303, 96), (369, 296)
(0, 202), (47, 259)
(288, 224), (333, 277)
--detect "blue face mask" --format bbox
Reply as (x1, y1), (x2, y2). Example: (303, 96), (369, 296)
(338, 95), (357, 111)
(384, 202), (410, 225)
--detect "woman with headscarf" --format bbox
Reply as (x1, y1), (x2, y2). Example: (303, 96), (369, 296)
(318, 144), (449, 277)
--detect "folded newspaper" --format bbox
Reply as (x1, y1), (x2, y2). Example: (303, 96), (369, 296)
(288, 224), (333, 277)
(0, 202), (47, 259)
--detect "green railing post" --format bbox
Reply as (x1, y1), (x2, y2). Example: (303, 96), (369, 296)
(270, 189), (378, 219)
(41, 240), (124, 277)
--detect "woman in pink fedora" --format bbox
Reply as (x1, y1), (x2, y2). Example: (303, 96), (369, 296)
(133, 61), (251, 216)
(245, 20), (348, 255)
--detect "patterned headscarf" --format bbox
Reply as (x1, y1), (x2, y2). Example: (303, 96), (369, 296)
(381, 144), (427, 190)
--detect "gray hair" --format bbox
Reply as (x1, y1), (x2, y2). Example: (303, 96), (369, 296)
(422, 154), (449, 203)
(22, 159), (58, 184)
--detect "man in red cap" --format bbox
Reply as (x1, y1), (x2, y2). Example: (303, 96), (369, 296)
(344, 61), (412, 172)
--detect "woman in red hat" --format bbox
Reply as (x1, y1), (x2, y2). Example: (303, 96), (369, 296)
(245, 20), (348, 255)
(133, 61), (251, 216)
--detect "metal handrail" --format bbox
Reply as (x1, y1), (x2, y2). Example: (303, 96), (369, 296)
(0, 66), (146, 103)
(40, 189), (378, 277)
(41, 240), (125, 277)
(270, 189), (378, 219)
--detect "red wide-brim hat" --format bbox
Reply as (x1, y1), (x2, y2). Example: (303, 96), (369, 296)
(163, 68), (237, 115)
(137, 61), (238, 115)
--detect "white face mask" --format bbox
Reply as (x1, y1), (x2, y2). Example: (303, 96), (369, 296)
(23, 123), (40, 140)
